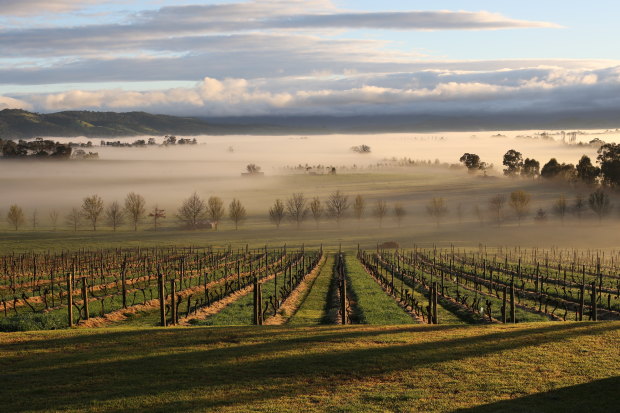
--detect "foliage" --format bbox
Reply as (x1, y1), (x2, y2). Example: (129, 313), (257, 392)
(576, 155), (600, 185)
(541, 158), (576, 181)
(459, 153), (487, 172)
(521, 158), (540, 178)
(6, 204), (25, 230)
(502, 149), (523, 176)
(597, 143), (620, 187)
(509, 190), (531, 225)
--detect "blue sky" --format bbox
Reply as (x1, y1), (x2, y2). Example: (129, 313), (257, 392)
(0, 0), (619, 120)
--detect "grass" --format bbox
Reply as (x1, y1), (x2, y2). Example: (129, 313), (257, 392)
(288, 254), (335, 325)
(345, 254), (417, 325)
(0, 322), (617, 412)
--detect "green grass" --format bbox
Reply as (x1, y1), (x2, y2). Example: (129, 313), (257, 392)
(0, 322), (618, 412)
(345, 254), (417, 325)
(288, 254), (335, 325)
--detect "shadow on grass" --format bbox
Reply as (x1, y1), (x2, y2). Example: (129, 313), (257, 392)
(0, 322), (617, 412)
(453, 376), (620, 413)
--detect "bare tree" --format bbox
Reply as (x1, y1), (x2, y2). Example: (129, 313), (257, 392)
(307, 196), (323, 228)
(286, 193), (308, 229)
(66, 207), (81, 232)
(207, 196), (225, 230)
(552, 195), (568, 225)
(269, 199), (285, 229)
(124, 192), (146, 231)
(393, 203), (406, 226)
(177, 192), (207, 229)
(49, 209), (59, 231)
(326, 190), (349, 224)
(31, 209), (38, 231)
(229, 198), (247, 230)
(426, 197), (448, 227)
(509, 190), (531, 226)
(373, 199), (388, 228)
(572, 195), (586, 221)
(353, 195), (365, 221)
(105, 201), (125, 231)
(473, 204), (484, 227)
(148, 205), (166, 231)
(589, 189), (612, 223)
(488, 194), (506, 227)
(6, 205), (25, 230)
(81, 194), (104, 231)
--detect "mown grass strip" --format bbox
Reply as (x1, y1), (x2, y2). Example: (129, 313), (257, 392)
(345, 255), (416, 325)
(288, 254), (334, 325)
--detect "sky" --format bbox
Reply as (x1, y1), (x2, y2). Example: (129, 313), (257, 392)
(1, 0), (619, 121)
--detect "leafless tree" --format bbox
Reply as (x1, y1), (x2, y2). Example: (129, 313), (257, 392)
(353, 194), (365, 221)
(488, 194), (506, 227)
(393, 203), (406, 226)
(473, 204), (484, 227)
(310, 196), (323, 228)
(6, 205), (25, 230)
(66, 207), (81, 232)
(572, 195), (586, 221)
(286, 193), (308, 229)
(82, 194), (104, 231)
(229, 198), (247, 230)
(207, 196), (225, 230)
(49, 209), (59, 231)
(589, 189), (612, 223)
(148, 205), (166, 231)
(326, 190), (349, 224)
(373, 199), (388, 228)
(426, 197), (448, 227)
(124, 192), (146, 231)
(105, 201), (125, 231)
(269, 199), (285, 229)
(509, 190), (531, 226)
(31, 209), (38, 231)
(177, 192), (207, 229)
(552, 195), (568, 225)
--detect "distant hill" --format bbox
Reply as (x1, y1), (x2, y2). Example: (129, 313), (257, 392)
(0, 109), (246, 138)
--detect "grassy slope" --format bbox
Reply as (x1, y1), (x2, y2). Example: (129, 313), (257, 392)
(288, 254), (335, 325)
(345, 255), (417, 325)
(0, 322), (618, 412)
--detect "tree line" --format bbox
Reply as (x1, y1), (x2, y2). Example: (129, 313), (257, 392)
(460, 143), (620, 187)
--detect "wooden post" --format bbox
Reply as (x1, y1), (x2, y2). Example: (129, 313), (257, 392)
(510, 278), (516, 323)
(170, 279), (177, 325)
(158, 272), (166, 327)
(81, 277), (89, 320)
(257, 282), (263, 326)
(253, 277), (258, 325)
(121, 270), (127, 309)
(67, 273), (73, 327)
(579, 283), (585, 321)
(501, 286), (507, 323)
(432, 281), (438, 324)
(340, 260), (347, 325)
(591, 281), (597, 321)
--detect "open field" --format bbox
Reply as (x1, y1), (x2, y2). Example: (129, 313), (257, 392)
(0, 322), (618, 412)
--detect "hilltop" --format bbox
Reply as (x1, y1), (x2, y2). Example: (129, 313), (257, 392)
(0, 109), (246, 138)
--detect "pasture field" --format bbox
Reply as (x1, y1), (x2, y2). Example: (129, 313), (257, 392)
(0, 322), (618, 412)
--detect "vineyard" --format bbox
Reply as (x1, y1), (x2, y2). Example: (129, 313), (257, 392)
(2, 244), (619, 331)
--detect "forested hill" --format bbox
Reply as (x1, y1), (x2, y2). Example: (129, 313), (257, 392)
(0, 109), (246, 138)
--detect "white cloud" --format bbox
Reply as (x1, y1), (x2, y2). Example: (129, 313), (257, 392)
(0, 95), (32, 110)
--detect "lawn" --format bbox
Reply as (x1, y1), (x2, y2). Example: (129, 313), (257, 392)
(0, 322), (617, 412)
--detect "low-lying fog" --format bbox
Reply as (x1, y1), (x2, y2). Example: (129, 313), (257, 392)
(0, 129), (617, 230)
